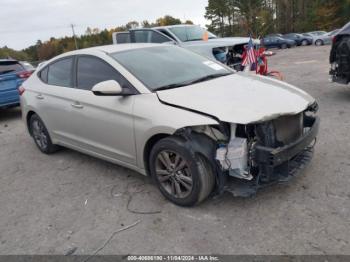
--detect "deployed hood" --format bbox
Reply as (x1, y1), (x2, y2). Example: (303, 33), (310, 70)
(182, 37), (259, 49)
(157, 73), (315, 124)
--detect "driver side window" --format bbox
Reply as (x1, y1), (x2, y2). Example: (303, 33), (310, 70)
(76, 56), (131, 91)
(133, 30), (172, 44)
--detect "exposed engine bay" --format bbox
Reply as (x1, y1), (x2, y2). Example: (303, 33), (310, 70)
(183, 103), (319, 197)
(213, 43), (246, 71)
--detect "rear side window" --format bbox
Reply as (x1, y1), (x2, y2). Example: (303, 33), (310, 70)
(76, 56), (131, 91)
(0, 61), (24, 75)
(47, 58), (73, 87)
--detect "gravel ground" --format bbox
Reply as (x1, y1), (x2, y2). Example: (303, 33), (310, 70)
(0, 45), (349, 255)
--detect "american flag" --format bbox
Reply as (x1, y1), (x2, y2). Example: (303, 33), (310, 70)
(242, 37), (256, 66)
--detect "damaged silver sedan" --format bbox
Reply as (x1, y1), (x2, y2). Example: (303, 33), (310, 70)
(21, 43), (319, 206)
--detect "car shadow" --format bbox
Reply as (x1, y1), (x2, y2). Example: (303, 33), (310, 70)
(0, 107), (22, 123)
(329, 87), (350, 102)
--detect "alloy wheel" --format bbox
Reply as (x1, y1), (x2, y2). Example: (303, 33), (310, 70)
(32, 119), (48, 150)
(155, 150), (193, 199)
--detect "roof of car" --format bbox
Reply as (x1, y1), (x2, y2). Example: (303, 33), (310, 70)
(153, 24), (198, 30)
(41, 43), (171, 66)
(63, 43), (169, 56)
(0, 59), (18, 62)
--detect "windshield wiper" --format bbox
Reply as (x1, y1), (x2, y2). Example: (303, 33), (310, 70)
(182, 72), (232, 86)
(154, 73), (232, 91)
(154, 82), (189, 91)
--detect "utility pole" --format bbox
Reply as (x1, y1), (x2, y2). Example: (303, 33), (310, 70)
(70, 24), (78, 50)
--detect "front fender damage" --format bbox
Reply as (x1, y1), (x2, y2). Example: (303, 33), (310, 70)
(174, 106), (319, 198)
(174, 125), (228, 196)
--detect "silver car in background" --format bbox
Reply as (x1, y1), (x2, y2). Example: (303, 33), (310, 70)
(20, 44), (319, 206)
(303, 30), (340, 46)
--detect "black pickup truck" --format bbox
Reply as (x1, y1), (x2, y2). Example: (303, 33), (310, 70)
(330, 22), (350, 84)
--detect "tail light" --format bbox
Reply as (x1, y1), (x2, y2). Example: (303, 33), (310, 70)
(18, 85), (25, 96)
(17, 71), (32, 79)
(332, 35), (337, 44)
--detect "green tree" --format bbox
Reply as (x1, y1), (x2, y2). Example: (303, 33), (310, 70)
(155, 15), (182, 26)
(0, 46), (29, 60)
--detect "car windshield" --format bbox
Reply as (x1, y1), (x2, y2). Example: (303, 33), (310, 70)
(168, 26), (217, 42)
(111, 46), (232, 91)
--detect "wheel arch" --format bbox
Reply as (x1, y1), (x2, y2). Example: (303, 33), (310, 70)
(142, 124), (225, 190)
(143, 133), (172, 176)
(26, 110), (37, 136)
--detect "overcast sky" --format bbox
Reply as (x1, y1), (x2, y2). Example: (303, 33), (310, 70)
(1, 0), (209, 50)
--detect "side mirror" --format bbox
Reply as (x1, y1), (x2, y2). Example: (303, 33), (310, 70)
(92, 80), (123, 96)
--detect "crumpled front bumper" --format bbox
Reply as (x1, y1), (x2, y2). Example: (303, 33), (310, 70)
(224, 115), (319, 197)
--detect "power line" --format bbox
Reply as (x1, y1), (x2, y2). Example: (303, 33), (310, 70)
(70, 24), (78, 50)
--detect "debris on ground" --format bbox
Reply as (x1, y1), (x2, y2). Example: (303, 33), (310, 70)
(65, 246), (78, 256)
(82, 220), (141, 262)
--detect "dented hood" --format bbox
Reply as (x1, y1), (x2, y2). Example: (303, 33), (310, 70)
(157, 73), (315, 124)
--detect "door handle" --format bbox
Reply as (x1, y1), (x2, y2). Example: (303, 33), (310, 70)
(71, 102), (84, 109)
(36, 94), (44, 100)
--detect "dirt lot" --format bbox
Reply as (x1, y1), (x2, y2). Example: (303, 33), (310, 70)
(0, 45), (349, 255)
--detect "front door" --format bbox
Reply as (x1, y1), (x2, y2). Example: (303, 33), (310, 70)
(69, 55), (137, 165)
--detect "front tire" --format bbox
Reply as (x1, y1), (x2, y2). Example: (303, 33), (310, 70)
(29, 114), (59, 154)
(149, 136), (215, 206)
(281, 43), (287, 49)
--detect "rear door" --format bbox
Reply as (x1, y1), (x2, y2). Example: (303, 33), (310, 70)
(0, 61), (24, 107)
(34, 57), (77, 143)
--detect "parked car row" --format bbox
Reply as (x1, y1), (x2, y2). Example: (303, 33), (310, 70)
(262, 30), (339, 49)
(0, 59), (34, 108)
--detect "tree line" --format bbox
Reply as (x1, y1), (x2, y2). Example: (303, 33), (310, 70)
(1, 0), (349, 62)
(205, 0), (350, 37)
(0, 15), (193, 63)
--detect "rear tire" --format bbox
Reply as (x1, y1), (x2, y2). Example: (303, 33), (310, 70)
(315, 39), (323, 46)
(301, 40), (308, 46)
(149, 136), (215, 206)
(29, 114), (59, 154)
